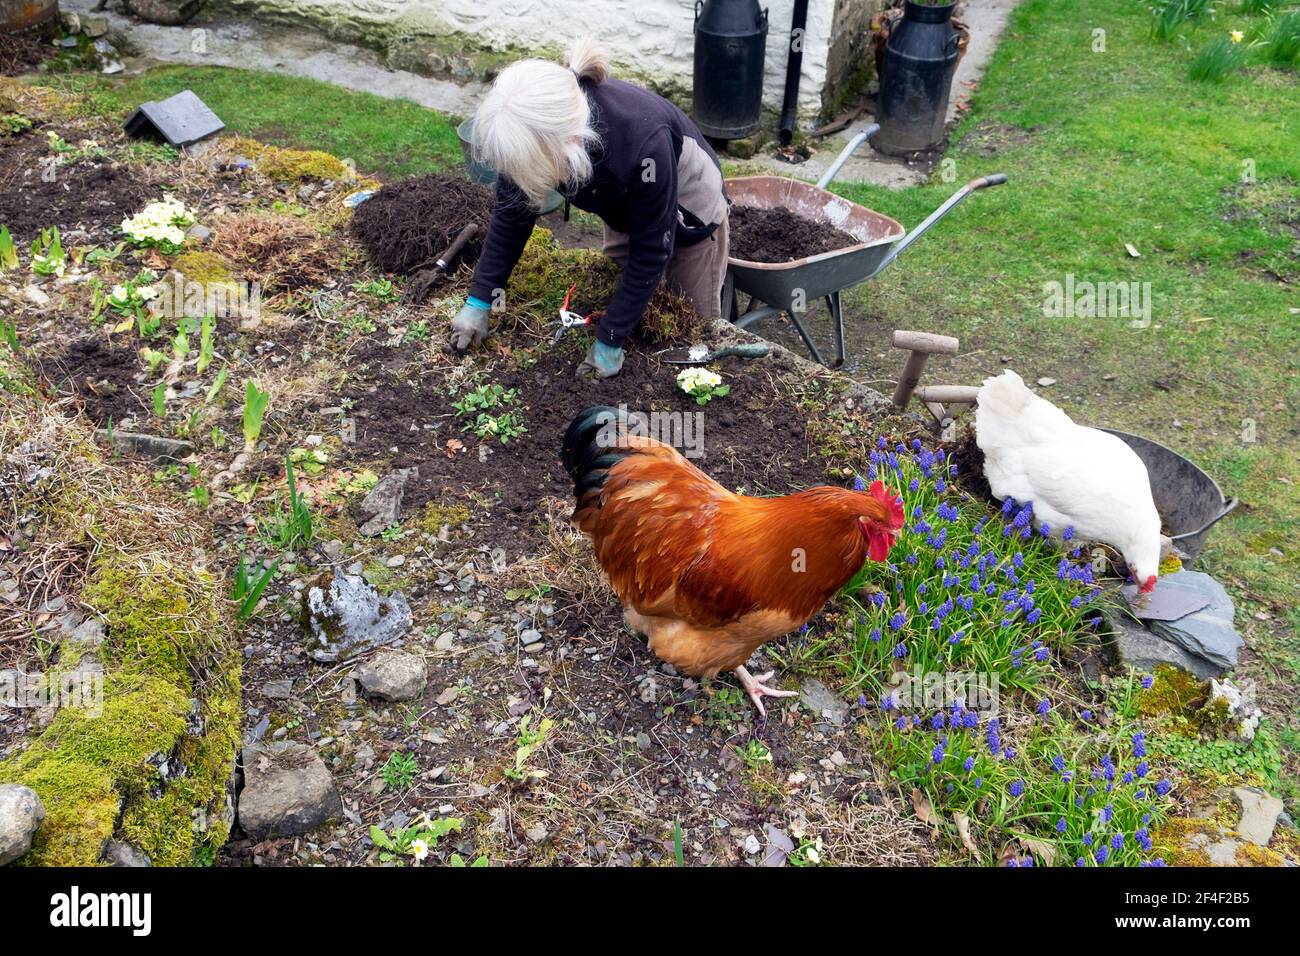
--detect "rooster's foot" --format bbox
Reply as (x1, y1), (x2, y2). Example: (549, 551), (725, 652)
(733, 666), (797, 718)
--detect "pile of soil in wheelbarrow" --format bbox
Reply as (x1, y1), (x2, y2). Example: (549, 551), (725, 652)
(340, 344), (834, 556)
(0, 131), (153, 243)
(728, 205), (858, 263)
(350, 172), (495, 276)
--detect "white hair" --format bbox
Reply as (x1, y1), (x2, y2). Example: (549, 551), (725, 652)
(472, 38), (611, 210)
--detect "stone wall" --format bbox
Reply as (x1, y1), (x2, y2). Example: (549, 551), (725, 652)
(213, 0), (883, 123)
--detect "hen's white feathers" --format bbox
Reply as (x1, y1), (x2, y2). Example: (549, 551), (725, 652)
(975, 370), (1161, 583)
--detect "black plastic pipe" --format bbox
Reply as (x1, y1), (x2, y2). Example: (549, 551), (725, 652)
(778, 0), (808, 144)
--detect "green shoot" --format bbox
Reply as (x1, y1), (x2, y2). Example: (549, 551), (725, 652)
(0, 225), (17, 270)
(243, 379), (270, 450)
(206, 364), (229, 403)
(197, 313), (216, 374)
(233, 556), (279, 620)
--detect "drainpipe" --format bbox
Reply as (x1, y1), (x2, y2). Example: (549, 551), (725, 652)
(777, 0), (809, 144)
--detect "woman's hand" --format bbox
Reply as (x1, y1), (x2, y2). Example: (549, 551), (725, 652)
(449, 300), (491, 352)
(576, 339), (625, 379)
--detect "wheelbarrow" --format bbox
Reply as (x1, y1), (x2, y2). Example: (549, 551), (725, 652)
(723, 124), (1006, 367)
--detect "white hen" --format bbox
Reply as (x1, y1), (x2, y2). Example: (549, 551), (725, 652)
(975, 370), (1162, 593)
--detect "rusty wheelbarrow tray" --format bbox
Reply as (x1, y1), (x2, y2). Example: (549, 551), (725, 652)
(723, 125), (1006, 367)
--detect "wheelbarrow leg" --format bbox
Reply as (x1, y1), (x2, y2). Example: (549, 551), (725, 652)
(785, 308), (827, 366)
(825, 291), (845, 370)
(722, 271), (737, 324)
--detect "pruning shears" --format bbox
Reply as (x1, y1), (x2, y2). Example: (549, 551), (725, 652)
(552, 282), (599, 343)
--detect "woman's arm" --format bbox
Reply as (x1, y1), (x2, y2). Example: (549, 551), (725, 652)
(468, 175), (539, 311)
(597, 126), (679, 347)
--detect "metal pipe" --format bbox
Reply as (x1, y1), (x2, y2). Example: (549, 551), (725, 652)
(778, 0), (809, 145)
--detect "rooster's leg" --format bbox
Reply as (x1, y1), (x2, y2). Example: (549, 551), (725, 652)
(733, 667), (798, 718)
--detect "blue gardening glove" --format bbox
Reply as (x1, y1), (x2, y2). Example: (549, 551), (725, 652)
(449, 297), (491, 352)
(577, 339), (625, 379)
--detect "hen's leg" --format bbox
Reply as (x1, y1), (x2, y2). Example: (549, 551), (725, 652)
(734, 666), (797, 718)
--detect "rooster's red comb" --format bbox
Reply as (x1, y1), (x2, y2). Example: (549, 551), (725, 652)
(868, 480), (906, 530)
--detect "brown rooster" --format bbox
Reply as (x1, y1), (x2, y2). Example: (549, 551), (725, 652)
(562, 406), (906, 714)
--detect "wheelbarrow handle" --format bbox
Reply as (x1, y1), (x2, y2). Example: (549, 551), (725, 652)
(868, 171), (1010, 278)
(815, 124), (880, 190)
(1170, 497), (1240, 543)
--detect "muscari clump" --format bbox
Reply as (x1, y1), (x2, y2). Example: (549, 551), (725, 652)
(835, 438), (1172, 866)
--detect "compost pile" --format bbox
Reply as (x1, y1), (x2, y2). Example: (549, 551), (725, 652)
(350, 173), (495, 275)
(728, 205), (858, 263)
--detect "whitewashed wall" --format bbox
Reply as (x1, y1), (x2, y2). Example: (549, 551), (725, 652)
(217, 0), (874, 122)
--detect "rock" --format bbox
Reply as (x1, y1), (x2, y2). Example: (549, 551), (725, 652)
(357, 469), (410, 537)
(762, 824), (794, 867)
(101, 840), (152, 867)
(0, 784), (45, 866)
(82, 16), (109, 38)
(355, 651), (427, 702)
(1107, 608), (1221, 681)
(1148, 571), (1242, 672)
(94, 429), (194, 464)
(742, 833), (762, 855)
(799, 678), (849, 725)
(1233, 788), (1284, 847)
(185, 223), (212, 243)
(1036, 377), (1056, 387)
(302, 573), (412, 662)
(238, 742), (342, 841)
(1209, 678), (1262, 741)
(261, 679), (293, 700)
(1183, 828), (1242, 866)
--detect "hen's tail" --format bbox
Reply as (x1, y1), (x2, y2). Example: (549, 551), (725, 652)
(562, 405), (637, 501)
(976, 369), (1032, 421)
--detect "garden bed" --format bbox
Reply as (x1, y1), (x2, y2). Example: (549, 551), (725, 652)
(1, 68), (1292, 869)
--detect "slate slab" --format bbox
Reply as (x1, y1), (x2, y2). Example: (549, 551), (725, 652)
(1148, 571), (1241, 672)
(124, 90), (225, 147)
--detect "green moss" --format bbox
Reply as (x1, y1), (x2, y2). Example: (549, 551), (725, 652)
(507, 227), (702, 342)
(0, 411), (239, 866)
(1137, 664), (1207, 718)
(1149, 816), (1219, 867)
(419, 501), (471, 535)
(174, 251), (234, 284)
(4, 675), (190, 865)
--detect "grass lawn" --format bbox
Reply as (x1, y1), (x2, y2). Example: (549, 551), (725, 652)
(49, 67), (464, 179)
(828, 0), (1299, 801)
(36, 0), (1298, 808)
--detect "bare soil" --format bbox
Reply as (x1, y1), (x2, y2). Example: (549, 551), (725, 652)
(0, 128), (153, 244)
(728, 205), (858, 263)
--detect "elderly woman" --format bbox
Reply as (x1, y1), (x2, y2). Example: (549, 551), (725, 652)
(452, 39), (729, 378)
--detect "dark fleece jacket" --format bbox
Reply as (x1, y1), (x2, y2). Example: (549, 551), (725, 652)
(467, 77), (726, 347)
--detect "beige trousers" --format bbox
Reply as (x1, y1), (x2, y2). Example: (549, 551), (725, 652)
(601, 212), (731, 322)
